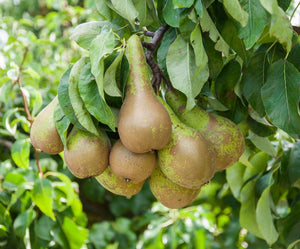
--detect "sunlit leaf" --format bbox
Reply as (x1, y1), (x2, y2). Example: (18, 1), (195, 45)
(11, 139), (30, 168)
(223, 0), (248, 27)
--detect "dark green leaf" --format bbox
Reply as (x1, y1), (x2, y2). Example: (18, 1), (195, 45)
(163, 0), (180, 27)
(248, 132), (276, 157)
(287, 43), (300, 72)
(214, 60), (241, 109)
(179, 10), (196, 41)
(241, 52), (268, 116)
(261, 60), (300, 135)
(13, 209), (36, 238)
(58, 67), (85, 130)
(247, 116), (276, 137)
(0, 203), (12, 228)
(34, 215), (55, 241)
(238, 0), (269, 49)
(69, 57), (99, 135)
(62, 217), (88, 249)
(78, 61), (116, 131)
(32, 178), (55, 221)
(54, 103), (70, 148)
(288, 142), (300, 185)
(11, 139), (30, 168)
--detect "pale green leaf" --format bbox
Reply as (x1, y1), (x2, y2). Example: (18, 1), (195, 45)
(261, 60), (300, 136)
(199, 8), (230, 57)
(166, 35), (209, 110)
(32, 178), (55, 221)
(226, 162), (246, 199)
(110, 0), (138, 27)
(90, 30), (115, 99)
(11, 139), (30, 168)
(223, 0), (248, 27)
(256, 186), (279, 246)
(69, 57), (99, 135)
(172, 0), (194, 8)
(248, 132), (276, 157)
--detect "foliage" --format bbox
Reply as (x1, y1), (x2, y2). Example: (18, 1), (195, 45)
(0, 0), (300, 249)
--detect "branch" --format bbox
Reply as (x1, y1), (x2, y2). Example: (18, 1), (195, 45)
(142, 25), (170, 92)
(13, 47), (43, 177)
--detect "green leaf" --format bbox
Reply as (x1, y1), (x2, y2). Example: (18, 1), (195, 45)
(69, 57), (99, 135)
(256, 185), (279, 246)
(172, 0), (194, 8)
(179, 10), (196, 41)
(96, 0), (112, 20)
(244, 151), (269, 182)
(133, 0), (154, 26)
(35, 215), (55, 241)
(109, 0), (138, 28)
(190, 24), (208, 71)
(194, 0), (203, 17)
(90, 30), (116, 99)
(58, 67), (85, 130)
(163, 0), (180, 27)
(70, 21), (119, 50)
(32, 178), (55, 221)
(260, 0), (293, 52)
(166, 35), (209, 110)
(261, 60), (300, 136)
(241, 52), (267, 116)
(13, 209), (36, 238)
(62, 217), (88, 249)
(23, 85), (43, 116)
(238, 0), (269, 49)
(226, 162), (246, 199)
(78, 62), (116, 131)
(223, 0), (248, 27)
(0, 203), (12, 228)
(54, 104), (70, 148)
(104, 50), (124, 97)
(7, 68), (18, 81)
(248, 132), (276, 157)
(199, 8), (230, 57)
(240, 181), (263, 239)
(11, 139), (30, 168)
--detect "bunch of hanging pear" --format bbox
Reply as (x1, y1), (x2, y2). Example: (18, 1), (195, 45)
(30, 34), (245, 209)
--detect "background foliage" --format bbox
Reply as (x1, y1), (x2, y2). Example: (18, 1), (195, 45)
(0, 0), (300, 249)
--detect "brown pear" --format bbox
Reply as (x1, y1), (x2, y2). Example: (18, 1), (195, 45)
(95, 167), (145, 196)
(109, 139), (157, 182)
(30, 96), (64, 154)
(157, 98), (216, 189)
(64, 127), (110, 178)
(149, 167), (201, 209)
(117, 34), (172, 153)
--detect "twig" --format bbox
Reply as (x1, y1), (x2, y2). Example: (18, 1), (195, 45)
(142, 25), (170, 92)
(13, 47), (43, 177)
(0, 139), (13, 150)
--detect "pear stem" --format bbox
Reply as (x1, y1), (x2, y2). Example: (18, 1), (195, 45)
(142, 25), (171, 93)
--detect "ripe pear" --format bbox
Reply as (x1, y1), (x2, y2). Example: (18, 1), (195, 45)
(165, 88), (245, 170)
(157, 97), (216, 189)
(109, 139), (157, 182)
(64, 127), (110, 178)
(149, 167), (201, 209)
(95, 167), (145, 196)
(30, 96), (64, 154)
(117, 34), (172, 153)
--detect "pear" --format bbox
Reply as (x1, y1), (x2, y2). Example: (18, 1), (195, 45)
(109, 139), (157, 182)
(149, 167), (201, 209)
(95, 167), (145, 196)
(165, 88), (245, 170)
(117, 35), (172, 153)
(30, 96), (64, 154)
(157, 97), (216, 189)
(64, 127), (110, 178)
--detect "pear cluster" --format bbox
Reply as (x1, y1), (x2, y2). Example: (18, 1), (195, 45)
(30, 35), (245, 209)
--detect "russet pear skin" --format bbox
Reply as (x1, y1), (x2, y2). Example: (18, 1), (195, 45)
(157, 97), (216, 189)
(30, 96), (64, 154)
(117, 34), (172, 153)
(64, 127), (110, 178)
(95, 167), (145, 196)
(165, 88), (245, 170)
(109, 139), (157, 182)
(149, 167), (201, 209)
